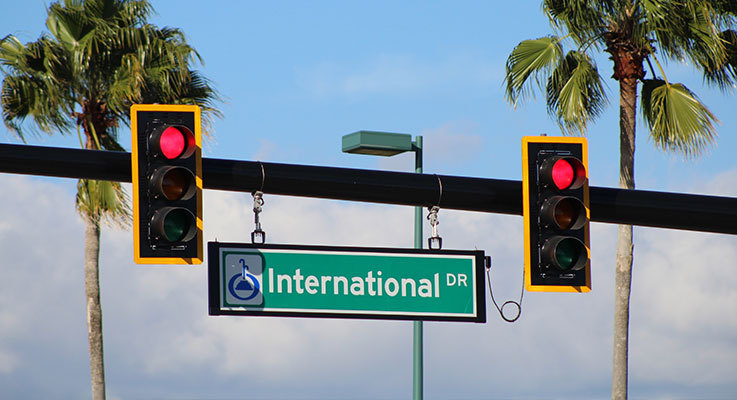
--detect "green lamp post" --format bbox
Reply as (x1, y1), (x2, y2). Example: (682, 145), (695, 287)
(342, 130), (424, 400)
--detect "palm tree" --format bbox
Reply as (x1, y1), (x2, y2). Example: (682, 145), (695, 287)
(504, 1), (736, 398)
(0, 0), (220, 398)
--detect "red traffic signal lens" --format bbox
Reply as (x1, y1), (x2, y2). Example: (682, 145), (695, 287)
(541, 156), (586, 190)
(540, 196), (587, 230)
(151, 125), (196, 160)
(160, 127), (185, 159)
(541, 236), (588, 270)
(150, 166), (196, 201)
(151, 207), (197, 243)
(552, 159), (574, 190)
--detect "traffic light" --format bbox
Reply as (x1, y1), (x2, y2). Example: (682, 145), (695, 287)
(131, 104), (203, 264)
(522, 136), (590, 292)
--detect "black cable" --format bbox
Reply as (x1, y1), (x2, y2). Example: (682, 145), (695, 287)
(486, 256), (523, 323)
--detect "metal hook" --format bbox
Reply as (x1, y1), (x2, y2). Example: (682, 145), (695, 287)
(251, 191), (266, 244)
(427, 206), (442, 250)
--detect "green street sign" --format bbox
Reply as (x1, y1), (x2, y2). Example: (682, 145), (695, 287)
(208, 243), (486, 322)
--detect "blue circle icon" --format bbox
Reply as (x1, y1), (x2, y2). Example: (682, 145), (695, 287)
(228, 270), (261, 301)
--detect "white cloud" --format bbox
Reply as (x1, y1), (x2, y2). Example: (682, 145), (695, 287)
(375, 121), (485, 173)
(700, 169), (737, 197)
(250, 138), (279, 162)
(629, 228), (737, 385)
(1, 173), (736, 398)
(295, 53), (500, 99)
(0, 351), (18, 374)
(421, 122), (483, 166)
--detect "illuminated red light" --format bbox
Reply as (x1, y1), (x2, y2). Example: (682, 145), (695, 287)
(551, 159), (575, 190)
(159, 127), (186, 159)
(544, 156), (585, 190)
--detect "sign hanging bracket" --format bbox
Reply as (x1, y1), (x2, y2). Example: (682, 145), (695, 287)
(427, 206), (442, 250)
(427, 175), (443, 249)
(250, 161), (267, 244)
(251, 190), (266, 244)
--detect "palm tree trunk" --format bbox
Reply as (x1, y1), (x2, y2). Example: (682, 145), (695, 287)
(612, 77), (637, 400)
(84, 216), (106, 400)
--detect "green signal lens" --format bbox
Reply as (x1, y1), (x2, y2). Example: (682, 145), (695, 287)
(555, 239), (579, 269)
(541, 236), (588, 271)
(163, 209), (190, 241)
(151, 207), (197, 243)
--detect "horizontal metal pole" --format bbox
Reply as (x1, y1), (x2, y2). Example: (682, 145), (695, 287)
(2, 143), (736, 234)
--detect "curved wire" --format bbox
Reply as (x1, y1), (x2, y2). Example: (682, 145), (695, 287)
(486, 257), (524, 323)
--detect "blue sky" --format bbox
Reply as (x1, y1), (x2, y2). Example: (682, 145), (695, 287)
(2, 1), (737, 399)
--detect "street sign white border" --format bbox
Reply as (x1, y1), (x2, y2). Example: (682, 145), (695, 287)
(208, 242), (487, 323)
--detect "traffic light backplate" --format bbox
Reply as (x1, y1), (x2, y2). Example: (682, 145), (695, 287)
(522, 136), (590, 293)
(131, 104), (203, 264)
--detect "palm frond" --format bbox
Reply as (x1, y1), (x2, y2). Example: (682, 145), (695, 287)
(1, 66), (73, 140)
(700, 29), (737, 89)
(641, 79), (718, 157)
(543, 0), (608, 46)
(712, 0), (737, 15)
(640, 0), (691, 58)
(0, 36), (31, 71)
(547, 51), (608, 135)
(643, 0), (737, 89)
(2, 0), (221, 177)
(504, 36), (564, 106)
(76, 179), (131, 228)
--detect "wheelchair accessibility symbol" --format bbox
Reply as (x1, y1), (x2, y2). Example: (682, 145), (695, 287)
(228, 258), (262, 302)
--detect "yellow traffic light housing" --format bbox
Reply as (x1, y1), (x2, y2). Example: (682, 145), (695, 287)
(522, 136), (590, 292)
(131, 104), (203, 264)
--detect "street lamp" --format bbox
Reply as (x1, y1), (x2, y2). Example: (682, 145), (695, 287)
(342, 130), (424, 400)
